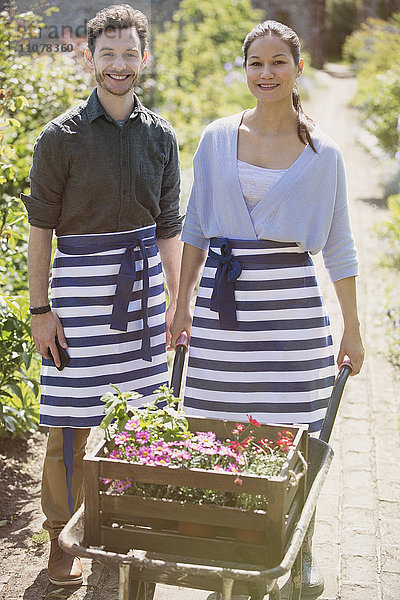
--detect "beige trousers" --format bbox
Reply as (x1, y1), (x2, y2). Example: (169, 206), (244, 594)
(41, 427), (91, 540)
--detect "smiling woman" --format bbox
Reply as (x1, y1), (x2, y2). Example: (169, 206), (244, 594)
(170, 18), (364, 599)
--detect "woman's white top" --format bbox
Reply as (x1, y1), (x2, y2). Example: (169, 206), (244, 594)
(237, 159), (287, 212)
(181, 111), (358, 283)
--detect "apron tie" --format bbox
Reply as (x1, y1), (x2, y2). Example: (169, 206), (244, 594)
(58, 229), (155, 362)
(209, 239), (242, 329)
(110, 238), (151, 361)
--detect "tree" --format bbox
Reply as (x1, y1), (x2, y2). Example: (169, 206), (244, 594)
(308, 0), (326, 68)
(152, 0), (263, 164)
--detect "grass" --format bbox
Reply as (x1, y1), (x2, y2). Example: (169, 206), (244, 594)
(31, 529), (49, 545)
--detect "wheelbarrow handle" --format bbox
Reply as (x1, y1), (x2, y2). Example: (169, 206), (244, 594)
(319, 360), (353, 443)
(170, 332), (189, 398)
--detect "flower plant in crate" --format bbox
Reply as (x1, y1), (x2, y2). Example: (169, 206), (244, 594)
(83, 385), (308, 568)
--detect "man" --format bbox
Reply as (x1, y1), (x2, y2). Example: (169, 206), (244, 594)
(21, 4), (182, 586)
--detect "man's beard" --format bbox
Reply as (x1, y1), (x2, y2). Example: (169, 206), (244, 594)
(94, 66), (137, 96)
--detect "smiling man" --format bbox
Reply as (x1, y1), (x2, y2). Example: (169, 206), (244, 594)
(21, 4), (182, 586)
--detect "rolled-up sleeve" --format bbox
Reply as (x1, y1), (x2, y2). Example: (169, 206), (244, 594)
(155, 129), (183, 239)
(20, 122), (68, 229)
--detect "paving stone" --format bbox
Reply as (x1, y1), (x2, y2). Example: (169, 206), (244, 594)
(318, 566), (339, 600)
(340, 530), (377, 556)
(381, 546), (400, 574)
(378, 499), (400, 520)
(313, 517), (339, 542)
(340, 451), (372, 472)
(341, 554), (378, 585)
(313, 542), (340, 568)
(381, 571), (400, 600)
(341, 506), (375, 532)
(341, 433), (373, 453)
(377, 480), (400, 502)
(378, 519), (400, 548)
(340, 582), (380, 600)
(315, 492), (339, 518)
(342, 484), (375, 508)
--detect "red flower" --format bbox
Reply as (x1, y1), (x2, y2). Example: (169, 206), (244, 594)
(247, 414), (261, 427)
(275, 431), (295, 453)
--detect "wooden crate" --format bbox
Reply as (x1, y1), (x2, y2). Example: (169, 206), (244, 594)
(83, 417), (308, 568)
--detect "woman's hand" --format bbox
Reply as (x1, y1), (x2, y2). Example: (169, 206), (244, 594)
(169, 307), (193, 349)
(337, 327), (365, 375)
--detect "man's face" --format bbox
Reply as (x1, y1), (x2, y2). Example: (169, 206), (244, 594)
(86, 27), (146, 97)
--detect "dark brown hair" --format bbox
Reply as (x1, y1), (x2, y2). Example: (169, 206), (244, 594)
(87, 4), (148, 55)
(243, 20), (316, 152)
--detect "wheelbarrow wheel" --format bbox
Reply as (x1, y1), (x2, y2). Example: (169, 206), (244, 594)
(128, 579), (156, 600)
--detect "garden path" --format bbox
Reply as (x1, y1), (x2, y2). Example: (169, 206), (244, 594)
(0, 66), (399, 600)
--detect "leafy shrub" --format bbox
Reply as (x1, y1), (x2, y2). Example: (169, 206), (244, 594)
(0, 7), (91, 436)
(343, 14), (400, 157)
(152, 0), (263, 165)
(325, 0), (360, 60)
(0, 295), (40, 437)
(384, 287), (400, 368)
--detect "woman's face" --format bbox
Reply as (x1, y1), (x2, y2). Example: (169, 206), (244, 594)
(245, 36), (303, 104)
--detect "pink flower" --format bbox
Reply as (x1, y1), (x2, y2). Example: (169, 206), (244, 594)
(124, 418), (140, 431)
(234, 477), (243, 486)
(136, 430), (151, 445)
(114, 431), (130, 445)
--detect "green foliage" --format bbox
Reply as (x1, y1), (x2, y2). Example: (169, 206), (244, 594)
(0, 7), (91, 295)
(101, 384), (188, 442)
(378, 194), (400, 269)
(377, 195), (400, 367)
(343, 14), (400, 156)
(325, 0), (360, 60)
(385, 292), (400, 368)
(152, 0), (263, 165)
(0, 7), (91, 436)
(0, 294), (40, 437)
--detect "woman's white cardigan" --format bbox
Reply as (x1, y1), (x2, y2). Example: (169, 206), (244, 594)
(181, 112), (358, 283)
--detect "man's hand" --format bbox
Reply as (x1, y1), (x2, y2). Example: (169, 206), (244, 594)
(31, 310), (68, 368)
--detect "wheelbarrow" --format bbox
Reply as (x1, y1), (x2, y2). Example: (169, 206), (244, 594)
(59, 335), (352, 600)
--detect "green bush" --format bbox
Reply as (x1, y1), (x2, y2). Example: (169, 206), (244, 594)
(152, 0), (263, 165)
(0, 294), (40, 437)
(325, 0), (360, 60)
(384, 287), (400, 369)
(343, 14), (400, 157)
(0, 7), (91, 436)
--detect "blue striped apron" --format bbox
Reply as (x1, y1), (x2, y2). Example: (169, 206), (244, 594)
(183, 238), (335, 434)
(40, 224), (168, 429)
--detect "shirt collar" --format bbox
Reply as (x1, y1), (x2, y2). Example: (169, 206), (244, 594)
(85, 88), (147, 123)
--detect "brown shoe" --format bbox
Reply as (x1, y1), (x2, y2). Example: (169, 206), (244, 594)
(48, 538), (83, 586)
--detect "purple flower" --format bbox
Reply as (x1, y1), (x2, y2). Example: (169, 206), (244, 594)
(223, 62), (233, 72)
(109, 448), (123, 460)
(114, 477), (133, 493)
(234, 56), (243, 67)
(395, 150), (400, 165)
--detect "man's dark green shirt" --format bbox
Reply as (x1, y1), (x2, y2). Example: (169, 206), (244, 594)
(21, 89), (182, 238)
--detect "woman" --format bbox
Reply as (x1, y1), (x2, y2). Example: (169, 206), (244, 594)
(171, 20), (364, 596)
